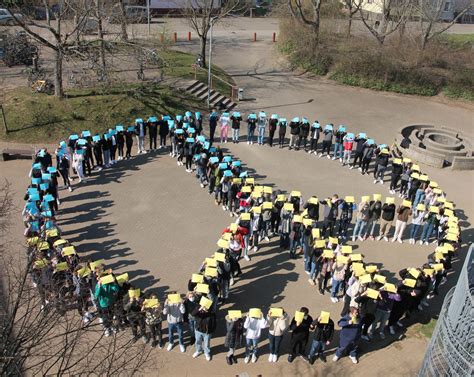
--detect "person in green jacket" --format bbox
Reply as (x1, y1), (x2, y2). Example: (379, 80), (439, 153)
(94, 279), (120, 337)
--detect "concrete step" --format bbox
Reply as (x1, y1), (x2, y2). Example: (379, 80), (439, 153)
(189, 83), (206, 95)
(186, 80), (201, 91)
(198, 89), (216, 101)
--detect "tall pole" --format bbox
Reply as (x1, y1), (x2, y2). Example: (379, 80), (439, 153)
(147, 0), (151, 35)
(207, 19), (215, 109)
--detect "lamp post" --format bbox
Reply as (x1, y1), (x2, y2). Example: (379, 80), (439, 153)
(207, 16), (218, 109)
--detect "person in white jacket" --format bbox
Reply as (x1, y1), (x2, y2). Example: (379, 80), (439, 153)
(244, 312), (267, 363)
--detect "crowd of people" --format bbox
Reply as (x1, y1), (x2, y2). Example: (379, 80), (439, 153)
(22, 110), (462, 367)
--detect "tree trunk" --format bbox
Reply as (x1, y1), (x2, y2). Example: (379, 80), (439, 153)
(347, 14), (353, 38)
(119, 0), (128, 41)
(54, 49), (64, 98)
(96, 0), (107, 82)
(200, 35), (207, 68)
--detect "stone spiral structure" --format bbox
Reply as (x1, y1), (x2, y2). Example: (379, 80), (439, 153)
(395, 125), (474, 170)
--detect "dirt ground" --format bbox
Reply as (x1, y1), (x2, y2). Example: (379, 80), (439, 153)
(1, 16), (473, 377)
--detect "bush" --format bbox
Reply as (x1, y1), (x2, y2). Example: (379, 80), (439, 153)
(71, 111), (85, 121)
(444, 69), (474, 101)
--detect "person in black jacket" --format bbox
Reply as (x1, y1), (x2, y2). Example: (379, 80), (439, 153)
(191, 303), (217, 360)
(350, 134), (367, 169)
(390, 158), (403, 194)
(338, 200), (354, 241)
(374, 149), (390, 184)
(288, 118), (300, 150)
(148, 118), (158, 150)
(278, 118), (287, 148)
(298, 118), (310, 150)
(306, 315), (334, 364)
(361, 142), (376, 175)
(288, 307), (313, 362)
(123, 289), (146, 342)
(378, 202), (396, 241)
(158, 117), (169, 149)
(268, 115), (278, 147)
(309, 121), (321, 154)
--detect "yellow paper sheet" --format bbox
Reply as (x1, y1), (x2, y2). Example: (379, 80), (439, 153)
(215, 252), (226, 262)
(90, 259), (104, 270)
(429, 206), (439, 214)
(385, 197), (395, 204)
(393, 158), (402, 164)
(361, 195), (370, 203)
(128, 288), (140, 298)
(241, 186), (252, 193)
(55, 262), (68, 272)
(283, 203), (294, 211)
(246, 178), (255, 185)
(192, 273), (204, 283)
(416, 204), (426, 211)
(366, 288), (379, 300)
(240, 213), (251, 221)
(276, 194), (286, 201)
(62, 246), (76, 256)
(322, 249), (334, 258)
(249, 308), (262, 318)
(100, 274), (115, 285)
(373, 194), (382, 201)
(351, 253), (363, 261)
(374, 274), (386, 284)
(295, 311), (305, 323)
(195, 283), (210, 294)
(402, 200), (412, 208)
(269, 308), (284, 317)
(53, 239), (67, 247)
(365, 265), (377, 273)
(412, 164), (420, 171)
(429, 181), (438, 188)
(403, 279), (417, 288)
(337, 255), (349, 264)
(329, 237), (338, 245)
(200, 296), (213, 310)
(408, 268), (420, 279)
(168, 294), (181, 304)
(303, 218), (314, 227)
(263, 186), (273, 194)
(423, 268), (434, 276)
(204, 267), (218, 277)
(384, 283), (397, 293)
(77, 266), (91, 278)
(359, 274), (372, 284)
(312, 229), (321, 239)
(345, 196), (355, 203)
(262, 202), (273, 210)
(143, 298), (159, 308)
(402, 157), (411, 163)
(308, 197), (319, 204)
(116, 273), (129, 285)
(341, 245), (352, 254)
(411, 172), (420, 180)
(319, 311), (330, 324)
(432, 263), (444, 271)
(228, 310), (242, 319)
(251, 206), (262, 214)
(230, 223), (238, 232)
(222, 232), (232, 241)
(205, 257), (218, 267)
(290, 191), (301, 197)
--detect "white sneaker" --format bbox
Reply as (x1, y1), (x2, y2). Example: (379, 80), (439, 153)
(253, 246), (258, 252)
(264, 236), (270, 242)
(179, 345), (185, 353)
(200, 183), (204, 188)
(398, 239), (403, 244)
(419, 240), (424, 245)
(273, 354), (278, 362)
(352, 236), (356, 242)
(376, 236), (382, 241)
(327, 155), (331, 159)
(373, 179), (377, 184)
(251, 355), (257, 363)
(205, 354), (211, 361)
(384, 236), (389, 242)
(192, 351), (201, 358)
(247, 141), (250, 144)
(380, 180), (384, 185)
(349, 166), (354, 169)
(358, 236), (364, 242)
(333, 355), (339, 362)
(358, 167), (362, 172)
(349, 355), (358, 364)
(318, 153), (323, 157)
(268, 354), (273, 362)
(244, 356), (250, 364)
(424, 241), (429, 245)
(339, 158), (343, 162)
(331, 157), (336, 160)
(167, 343), (173, 351)
(244, 255), (251, 261)
(391, 238), (396, 243)
(222, 205), (226, 211)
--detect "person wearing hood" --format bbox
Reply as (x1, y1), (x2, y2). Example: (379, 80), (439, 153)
(361, 140), (376, 175)
(374, 148), (390, 184)
(288, 307), (313, 363)
(319, 124), (333, 158)
(350, 133), (367, 170)
(148, 117), (158, 151)
(332, 125), (347, 161)
(135, 119), (147, 154)
(209, 109), (219, 144)
(298, 118), (310, 151)
(333, 307), (362, 364)
(257, 111), (267, 145)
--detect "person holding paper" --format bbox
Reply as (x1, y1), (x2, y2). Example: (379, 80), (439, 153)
(288, 308), (313, 363)
(225, 313), (244, 365)
(318, 254), (334, 295)
(354, 289), (379, 341)
(341, 132), (354, 166)
(370, 289), (400, 340)
(333, 307), (362, 364)
(330, 260), (347, 303)
(125, 128), (134, 159)
(257, 111), (267, 145)
(352, 200), (370, 242)
(57, 154), (73, 192)
(163, 296), (186, 352)
(183, 292), (199, 346)
(243, 311), (267, 363)
(364, 198), (382, 241)
(191, 303), (217, 361)
(391, 203), (412, 243)
(377, 201), (396, 241)
(267, 308), (289, 362)
(332, 125), (346, 161)
(390, 158), (403, 194)
(289, 217), (303, 259)
(136, 119), (147, 154)
(338, 200), (354, 241)
(219, 112), (230, 144)
(318, 125), (333, 158)
(143, 294), (163, 348)
(306, 313), (334, 364)
(349, 133), (367, 170)
(409, 206), (426, 244)
(288, 117), (300, 150)
(93, 277), (120, 337)
(298, 118), (310, 150)
(278, 118), (287, 148)
(268, 114), (278, 147)
(230, 112), (242, 143)
(420, 209), (440, 245)
(123, 288), (146, 343)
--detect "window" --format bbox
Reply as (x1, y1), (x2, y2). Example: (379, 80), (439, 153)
(0, 10), (8, 16)
(444, 2), (451, 11)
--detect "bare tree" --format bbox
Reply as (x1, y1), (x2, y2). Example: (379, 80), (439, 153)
(342, 0), (362, 37)
(288, 0), (323, 43)
(182, 0), (246, 68)
(358, 0), (413, 45)
(6, 1), (92, 98)
(416, 0), (473, 49)
(118, 0), (129, 41)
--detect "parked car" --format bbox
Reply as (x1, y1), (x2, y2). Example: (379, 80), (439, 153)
(108, 5), (147, 24)
(0, 8), (24, 25)
(32, 6), (55, 21)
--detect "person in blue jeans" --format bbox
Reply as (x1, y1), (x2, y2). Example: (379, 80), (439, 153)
(332, 125), (346, 160)
(289, 220), (303, 259)
(163, 296), (186, 352)
(352, 200), (370, 241)
(267, 309), (289, 362)
(333, 307), (362, 364)
(191, 303), (217, 361)
(307, 315), (334, 364)
(420, 210), (440, 245)
(244, 312), (267, 363)
(257, 111), (267, 145)
(330, 261), (347, 303)
(247, 113), (257, 144)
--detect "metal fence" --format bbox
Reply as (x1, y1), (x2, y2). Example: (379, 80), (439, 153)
(418, 244), (474, 377)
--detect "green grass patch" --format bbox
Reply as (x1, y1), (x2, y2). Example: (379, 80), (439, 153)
(439, 33), (474, 48)
(409, 319), (437, 339)
(162, 50), (236, 97)
(1, 83), (202, 144)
